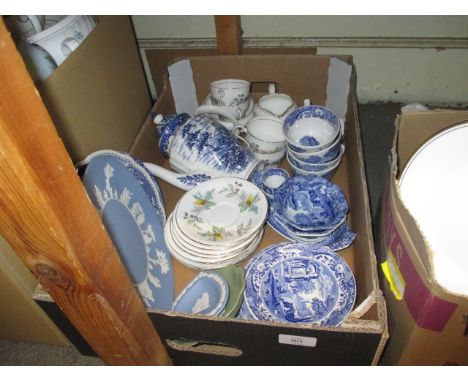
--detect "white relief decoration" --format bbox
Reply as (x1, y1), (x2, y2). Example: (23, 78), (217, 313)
(93, 162), (165, 306)
(192, 292), (210, 314)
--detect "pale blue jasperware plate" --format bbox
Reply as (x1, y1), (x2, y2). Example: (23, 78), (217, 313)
(82, 155), (174, 310)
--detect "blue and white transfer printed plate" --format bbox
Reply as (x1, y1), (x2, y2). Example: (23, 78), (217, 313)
(243, 242), (356, 326)
(82, 155), (174, 310)
(172, 272), (229, 316)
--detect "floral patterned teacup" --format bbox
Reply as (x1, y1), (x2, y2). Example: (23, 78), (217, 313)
(210, 79), (251, 119)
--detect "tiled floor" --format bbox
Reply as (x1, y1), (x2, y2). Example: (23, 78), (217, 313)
(0, 103), (400, 366)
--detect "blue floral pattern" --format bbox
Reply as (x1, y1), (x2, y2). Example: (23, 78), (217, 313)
(174, 114), (256, 175)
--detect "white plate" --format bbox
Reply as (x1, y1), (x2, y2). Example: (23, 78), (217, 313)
(168, 213), (261, 257)
(399, 121), (468, 296)
(166, 223), (264, 270)
(175, 177), (268, 245)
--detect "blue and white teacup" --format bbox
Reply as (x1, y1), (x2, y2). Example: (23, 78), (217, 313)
(283, 104), (343, 153)
(287, 127), (342, 164)
(288, 144), (345, 172)
(287, 153), (342, 181)
(251, 167), (290, 199)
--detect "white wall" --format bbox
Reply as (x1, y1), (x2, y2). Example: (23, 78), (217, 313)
(132, 15), (468, 106)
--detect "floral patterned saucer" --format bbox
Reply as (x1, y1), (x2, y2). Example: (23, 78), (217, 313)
(165, 217), (264, 270)
(174, 177), (268, 245)
(168, 212), (262, 256)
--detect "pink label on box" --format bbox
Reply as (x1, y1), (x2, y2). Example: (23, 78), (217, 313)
(383, 189), (458, 332)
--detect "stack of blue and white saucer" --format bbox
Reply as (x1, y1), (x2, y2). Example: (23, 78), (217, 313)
(266, 175), (355, 250)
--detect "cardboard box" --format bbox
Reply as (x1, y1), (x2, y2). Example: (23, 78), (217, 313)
(376, 110), (468, 365)
(32, 37), (388, 363)
(36, 16), (152, 163)
(37, 54), (388, 365)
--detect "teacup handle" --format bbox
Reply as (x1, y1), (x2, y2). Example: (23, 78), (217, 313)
(268, 83), (276, 95)
(27, 16), (44, 34)
(339, 119), (345, 136)
(61, 37), (81, 57)
(231, 125), (251, 149)
(195, 105), (239, 125)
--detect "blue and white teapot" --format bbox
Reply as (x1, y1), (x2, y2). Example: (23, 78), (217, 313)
(154, 113), (264, 183)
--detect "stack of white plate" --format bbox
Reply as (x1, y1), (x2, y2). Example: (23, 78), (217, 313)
(164, 177), (268, 270)
(399, 121), (468, 296)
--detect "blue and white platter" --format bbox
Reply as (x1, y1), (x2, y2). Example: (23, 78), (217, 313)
(243, 242), (356, 326)
(172, 272), (229, 316)
(82, 155), (174, 310)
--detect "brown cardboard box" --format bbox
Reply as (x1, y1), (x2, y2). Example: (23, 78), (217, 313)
(32, 39), (388, 362)
(36, 16), (152, 163)
(38, 53), (388, 365)
(376, 110), (468, 365)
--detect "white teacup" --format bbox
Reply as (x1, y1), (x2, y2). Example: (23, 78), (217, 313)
(210, 79), (251, 118)
(255, 83), (297, 121)
(234, 116), (286, 154)
(27, 15), (97, 66)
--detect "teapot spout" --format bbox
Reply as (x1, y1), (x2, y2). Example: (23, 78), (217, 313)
(143, 162), (212, 191)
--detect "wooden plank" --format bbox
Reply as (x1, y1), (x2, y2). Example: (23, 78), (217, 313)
(0, 19), (171, 366)
(215, 16), (243, 54)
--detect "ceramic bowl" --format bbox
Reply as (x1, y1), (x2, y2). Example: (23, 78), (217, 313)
(287, 144), (345, 172)
(251, 167), (290, 199)
(287, 155), (341, 181)
(172, 272), (229, 315)
(271, 175), (348, 231)
(286, 130), (342, 164)
(283, 105), (342, 153)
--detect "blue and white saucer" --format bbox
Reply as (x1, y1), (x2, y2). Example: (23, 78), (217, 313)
(271, 175), (348, 232)
(267, 212), (355, 251)
(244, 242), (356, 326)
(172, 272), (229, 316)
(82, 155), (174, 310)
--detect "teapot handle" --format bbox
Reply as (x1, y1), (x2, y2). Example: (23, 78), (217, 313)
(195, 105), (240, 125)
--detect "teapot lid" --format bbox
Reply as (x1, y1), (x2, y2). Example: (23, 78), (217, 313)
(155, 113), (190, 158)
